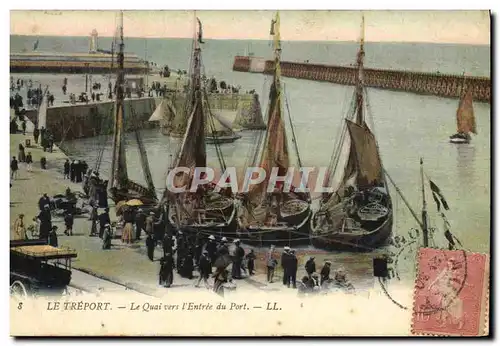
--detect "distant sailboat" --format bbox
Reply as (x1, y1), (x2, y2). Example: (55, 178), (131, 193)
(450, 80), (477, 144)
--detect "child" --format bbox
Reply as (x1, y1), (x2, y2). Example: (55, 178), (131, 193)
(27, 217), (39, 239)
(64, 212), (74, 236)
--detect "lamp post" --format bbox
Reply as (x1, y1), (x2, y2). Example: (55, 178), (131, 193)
(85, 63), (90, 93)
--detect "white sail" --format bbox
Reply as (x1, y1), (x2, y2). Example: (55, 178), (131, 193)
(211, 109), (237, 131)
(37, 93), (48, 129)
(149, 99), (166, 122)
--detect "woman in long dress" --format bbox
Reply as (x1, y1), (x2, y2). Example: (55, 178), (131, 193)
(13, 214), (26, 240)
(121, 207), (134, 244)
(18, 143), (25, 163)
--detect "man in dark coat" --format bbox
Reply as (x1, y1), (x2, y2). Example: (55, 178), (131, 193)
(135, 208), (146, 240)
(48, 226), (58, 247)
(102, 224), (112, 250)
(205, 235), (218, 266)
(63, 159), (70, 179)
(159, 254), (174, 287)
(153, 215), (165, 246)
(89, 203), (98, 236)
(281, 246), (291, 285)
(320, 261), (332, 286)
(48, 134), (54, 153)
(33, 127), (40, 144)
(37, 205), (52, 241)
(288, 250), (298, 288)
(194, 235), (203, 267)
(196, 250), (212, 288)
(231, 239), (245, 279)
(246, 249), (256, 276)
(40, 156), (47, 170)
(70, 160), (76, 182)
(98, 208), (111, 239)
(162, 233), (173, 258)
(40, 127), (46, 146)
(176, 231), (187, 272)
(216, 237), (229, 258)
(75, 161), (83, 183)
(81, 161), (89, 175)
(10, 157), (18, 180)
(179, 252), (194, 279)
(146, 233), (155, 261)
(38, 193), (51, 211)
(25, 152), (33, 172)
(305, 257), (316, 278)
(64, 212), (74, 236)
(21, 120), (26, 135)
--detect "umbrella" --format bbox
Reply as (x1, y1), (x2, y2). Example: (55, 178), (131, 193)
(126, 199), (143, 207)
(115, 200), (127, 215)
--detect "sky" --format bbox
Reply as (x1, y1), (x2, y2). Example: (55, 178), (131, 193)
(10, 10), (491, 45)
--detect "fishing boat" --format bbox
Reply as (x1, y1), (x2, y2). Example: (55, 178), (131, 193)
(150, 67), (241, 144)
(237, 12), (312, 247)
(450, 77), (477, 144)
(161, 17), (237, 237)
(311, 16), (393, 251)
(107, 11), (158, 206)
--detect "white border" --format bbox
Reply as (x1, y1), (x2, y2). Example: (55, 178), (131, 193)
(2, 1), (497, 344)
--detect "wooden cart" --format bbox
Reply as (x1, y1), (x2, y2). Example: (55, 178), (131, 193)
(10, 239), (77, 297)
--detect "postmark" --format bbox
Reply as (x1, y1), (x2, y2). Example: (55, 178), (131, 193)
(411, 247), (489, 336)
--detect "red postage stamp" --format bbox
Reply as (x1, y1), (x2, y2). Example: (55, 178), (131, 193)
(411, 248), (490, 336)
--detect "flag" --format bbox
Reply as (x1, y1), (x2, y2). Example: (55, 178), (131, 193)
(270, 19), (276, 35)
(197, 18), (205, 44)
(33, 39), (39, 51)
(429, 180), (449, 212)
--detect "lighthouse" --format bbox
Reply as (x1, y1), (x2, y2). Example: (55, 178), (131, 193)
(89, 29), (99, 53)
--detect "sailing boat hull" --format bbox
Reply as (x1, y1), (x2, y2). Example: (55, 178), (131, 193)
(449, 133), (471, 144)
(168, 200), (238, 238)
(109, 181), (158, 206)
(206, 133), (242, 144)
(310, 211), (393, 252)
(236, 207), (312, 247)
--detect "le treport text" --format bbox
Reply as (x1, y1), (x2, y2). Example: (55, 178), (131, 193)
(47, 301), (282, 312)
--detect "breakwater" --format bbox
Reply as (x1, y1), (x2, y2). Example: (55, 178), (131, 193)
(10, 52), (147, 74)
(24, 98), (160, 143)
(233, 56), (491, 103)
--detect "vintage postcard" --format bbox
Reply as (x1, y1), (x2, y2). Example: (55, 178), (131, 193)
(9, 9), (491, 336)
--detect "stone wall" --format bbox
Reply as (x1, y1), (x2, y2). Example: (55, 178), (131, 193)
(25, 98), (159, 142)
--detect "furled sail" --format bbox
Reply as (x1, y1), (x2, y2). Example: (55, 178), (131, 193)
(248, 12), (290, 203)
(108, 11), (156, 203)
(456, 88), (477, 135)
(171, 43), (207, 190)
(110, 100), (129, 191)
(345, 120), (383, 189)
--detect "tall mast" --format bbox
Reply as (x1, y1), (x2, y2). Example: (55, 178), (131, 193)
(258, 10), (284, 165)
(110, 10), (128, 192)
(355, 14), (365, 125)
(420, 158), (429, 247)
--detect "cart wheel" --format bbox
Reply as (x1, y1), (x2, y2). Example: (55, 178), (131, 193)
(10, 281), (28, 299)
